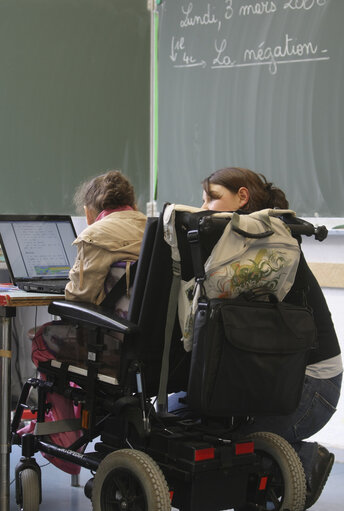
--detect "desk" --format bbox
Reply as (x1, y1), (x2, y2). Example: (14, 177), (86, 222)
(0, 290), (64, 511)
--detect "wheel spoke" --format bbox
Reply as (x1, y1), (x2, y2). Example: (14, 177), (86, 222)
(131, 493), (146, 510)
(104, 500), (121, 510)
(126, 472), (139, 497)
(102, 490), (122, 509)
(126, 477), (146, 510)
(102, 474), (127, 510)
(111, 473), (129, 499)
(102, 470), (146, 511)
(267, 487), (281, 508)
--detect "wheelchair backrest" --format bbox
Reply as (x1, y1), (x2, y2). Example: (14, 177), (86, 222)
(120, 211), (190, 396)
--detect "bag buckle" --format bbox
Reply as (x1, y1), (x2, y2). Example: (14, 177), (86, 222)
(196, 279), (208, 309)
(187, 229), (200, 243)
(197, 298), (208, 311)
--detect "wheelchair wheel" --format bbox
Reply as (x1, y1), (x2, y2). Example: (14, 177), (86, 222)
(18, 468), (40, 511)
(92, 448), (171, 511)
(237, 431), (306, 511)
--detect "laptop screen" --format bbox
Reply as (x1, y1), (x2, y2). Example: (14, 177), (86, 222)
(0, 215), (77, 282)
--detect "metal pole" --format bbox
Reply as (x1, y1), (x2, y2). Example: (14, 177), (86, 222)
(0, 311), (14, 511)
(147, 0), (159, 217)
(71, 474), (80, 487)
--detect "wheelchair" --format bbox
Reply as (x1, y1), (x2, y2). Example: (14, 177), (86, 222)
(11, 205), (327, 511)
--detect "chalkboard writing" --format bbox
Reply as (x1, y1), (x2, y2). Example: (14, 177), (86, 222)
(172, 0), (329, 75)
(157, 0), (344, 217)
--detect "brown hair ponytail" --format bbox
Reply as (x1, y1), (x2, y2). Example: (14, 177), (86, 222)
(73, 170), (136, 215)
(203, 167), (289, 212)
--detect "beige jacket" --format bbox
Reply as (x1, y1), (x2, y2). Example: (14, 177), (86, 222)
(65, 210), (147, 305)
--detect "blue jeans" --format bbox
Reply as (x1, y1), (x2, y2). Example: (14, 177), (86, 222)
(238, 373), (342, 481)
(168, 373), (342, 482)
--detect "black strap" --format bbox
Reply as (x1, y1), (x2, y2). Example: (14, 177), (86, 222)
(100, 261), (138, 308)
(157, 260), (181, 414)
(186, 215), (206, 282)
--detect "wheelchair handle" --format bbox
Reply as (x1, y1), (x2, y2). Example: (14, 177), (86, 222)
(285, 219), (328, 241)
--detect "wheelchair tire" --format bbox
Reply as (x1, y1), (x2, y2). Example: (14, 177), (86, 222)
(18, 468), (40, 511)
(237, 431), (306, 511)
(92, 448), (171, 511)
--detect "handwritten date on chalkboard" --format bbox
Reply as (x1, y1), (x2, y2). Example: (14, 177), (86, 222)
(168, 0), (329, 75)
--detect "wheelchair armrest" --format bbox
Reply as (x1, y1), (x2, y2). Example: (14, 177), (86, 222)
(48, 300), (139, 335)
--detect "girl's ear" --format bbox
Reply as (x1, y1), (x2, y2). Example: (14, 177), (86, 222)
(238, 187), (250, 208)
(84, 205), (97, 225)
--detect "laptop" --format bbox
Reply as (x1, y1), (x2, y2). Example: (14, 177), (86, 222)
(0, 215), (77, 294)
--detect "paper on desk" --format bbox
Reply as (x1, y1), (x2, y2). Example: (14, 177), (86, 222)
(0, 283), (19, 292)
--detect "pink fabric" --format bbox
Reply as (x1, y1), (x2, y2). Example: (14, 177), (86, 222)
(18, 324), (82, 475)
(95, 205), (133, 222)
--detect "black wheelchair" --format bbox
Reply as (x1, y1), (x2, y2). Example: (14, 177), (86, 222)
(11, 205), (327, 511)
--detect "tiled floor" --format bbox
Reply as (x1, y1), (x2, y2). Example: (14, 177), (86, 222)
(9, 444), (344, 511)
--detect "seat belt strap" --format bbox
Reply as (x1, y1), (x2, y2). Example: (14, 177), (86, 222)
(34, 418), (82, 436)
(100, 261), (138, 308)
(156, 259), (181, 414)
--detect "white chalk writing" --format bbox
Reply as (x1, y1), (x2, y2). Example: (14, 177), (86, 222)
(243, 34), (322, 74)
(212, 39), (236, 67)
(224, 0), (234, 20)
(180, 3), (221, 31)
(284, 0), (328, 11)
(170, 36), (184, 62)
(239, 2), (277, 16)
(169, 35), (206, 68)
(167, 0), (330, 74)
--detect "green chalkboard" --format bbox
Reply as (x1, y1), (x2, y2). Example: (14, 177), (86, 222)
(157, 0), (344, 217)
(0, 0), (150, 214)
